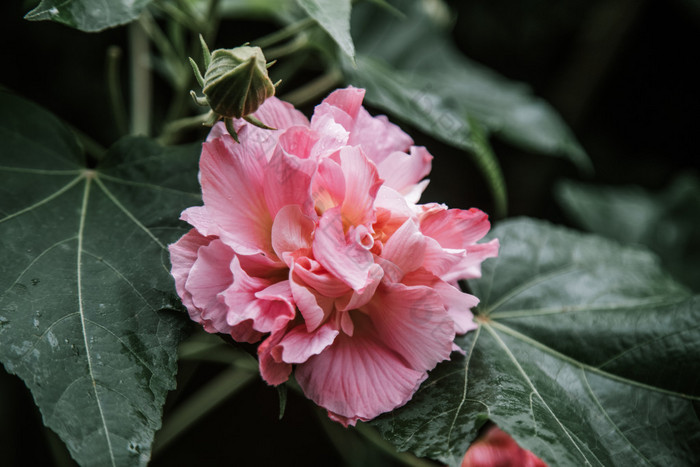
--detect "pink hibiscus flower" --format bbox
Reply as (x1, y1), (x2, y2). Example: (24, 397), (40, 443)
(169, 87), (499, 425)
(462, 425), (548, 467)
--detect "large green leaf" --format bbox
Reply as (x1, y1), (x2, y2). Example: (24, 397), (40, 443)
(371, 218), (700, 466)
(556, 176), (700, 291)
(346, 0), (590, 171)
(25, 0), (152, 32)
(0, 91), (199, 466)
(297, 0), (355, 60)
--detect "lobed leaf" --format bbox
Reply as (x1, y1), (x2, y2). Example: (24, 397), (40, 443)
(371, 218), (700, 466)
(0, 91), (199, 466)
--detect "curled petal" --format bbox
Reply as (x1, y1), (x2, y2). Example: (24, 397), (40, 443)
(271, 322), (339, 364)
(375, 147), (433, 202)
(313, 207), (376, 291)
(222, 258), (295, 333)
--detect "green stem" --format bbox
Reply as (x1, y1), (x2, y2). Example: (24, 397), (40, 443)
(106, 46), (128, 136)
(151, 365), (257, 457)
(139, 13), (189, 90)
(129, 20), (152, 136)
(158, 112), (211, 145)
(264, 35), (309, 61)
(253, 17), (315, 49)
(66, 123), (107, 161)
(280, 68), (342, 107)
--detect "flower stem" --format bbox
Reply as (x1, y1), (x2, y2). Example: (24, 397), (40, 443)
(129, 20), (152, 136)
(151, 365), (257, 457)
(106, 46), (128, 136)
(281, 68), (342, 107)
(253, 17), (315, 49)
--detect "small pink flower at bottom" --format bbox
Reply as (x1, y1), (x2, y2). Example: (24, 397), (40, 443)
(462, 425), (547, 467)
(169, 87), (499, 425)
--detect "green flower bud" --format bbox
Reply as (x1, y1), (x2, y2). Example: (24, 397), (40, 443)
(203, 46), (275, 119)
(190, 37), (279, 142)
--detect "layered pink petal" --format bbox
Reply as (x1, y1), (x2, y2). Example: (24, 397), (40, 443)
(271, 322), (339, 364)
(168, 229), (211, 321)
(348, 108), (414, 164)
(420, 205), (492, 248)
(313, 207), (376, 291)
(364, 283), (455, 371)
(381, 218), (426, 281)
(443, 239), (500, 282)
(290, 262), (336, 332)
(295, 313), (427, 426)
(263, 147), (316, 219)
(271, 205), (315, 264)
(180, 206), (219, 238)
(185, 239), (236, 334)
(403, 269), (479, 334)
(258, 330), (292, 385)
(337, 146), (382, 227)
(319, 87), (364, 123)
(222, 258), (295, 333)
(375, 147), (432, 200)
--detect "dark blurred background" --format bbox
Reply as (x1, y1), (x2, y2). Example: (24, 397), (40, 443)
(1, 0), (698, 465)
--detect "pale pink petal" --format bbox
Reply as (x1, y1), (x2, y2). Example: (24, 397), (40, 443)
(309, 113), (349, 159)
(293, 256), (351, 298)
(335, 264), (383, 312)
(236, 251), (286, 278)
(443, 239), (500, 282)
(402, 179), (430, 205)
(313, 207), (375, 291)
(277, 126), (319, 159)
(180, 206), (219, 238)
(375, 147), (432, 198)
(222, 258), (295, 333)
(374, 185), (415, 221)
(420, 206), (493, 248)
(337, 146), (382, 227)
(253, 96), (310, 130)
(313, 157), (346, 214)
(295, 313), (427, 426)
(271, 205), (315, 264)
(348, 108), (414, 164)
(168, 229), (211, 320)
(402, 269), (479, 334)
(211, 96), (310, 153)
(200, 135), (274, 256)
(364, 283), (455, 371)
(381, 218), (426, 280)
(229, 320), (264, 344)
(263, 147), (316, 219)
(319, 87), (365, 123)
(290, 262), (336, 331)
(185, 238), (236, 334)
(271, 322), (339, 364)
(258, 330), (292, 385)
(421, 236), (465, 278)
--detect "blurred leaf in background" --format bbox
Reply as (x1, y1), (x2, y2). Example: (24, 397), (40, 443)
(556, 175), (700, 291)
